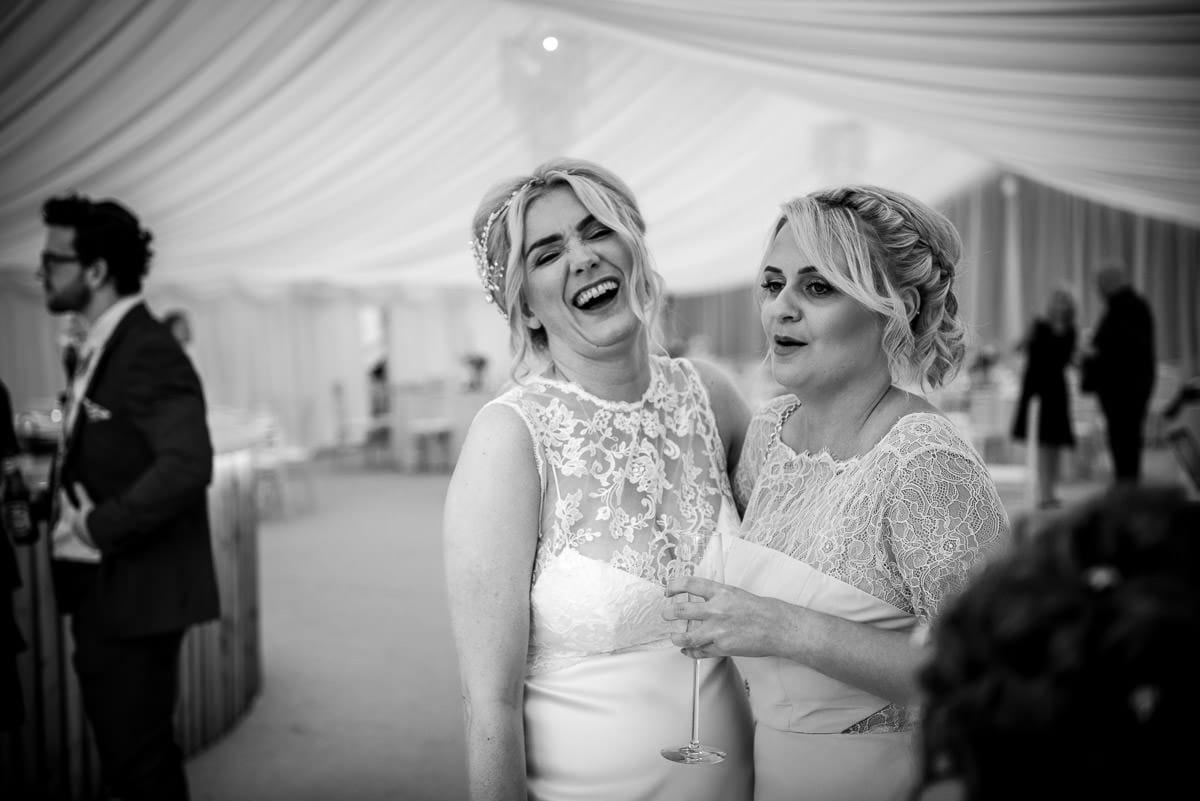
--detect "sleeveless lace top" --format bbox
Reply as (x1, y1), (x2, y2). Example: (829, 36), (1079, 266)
(491, 355), (733, 676)
(734, 395), (1010, 622)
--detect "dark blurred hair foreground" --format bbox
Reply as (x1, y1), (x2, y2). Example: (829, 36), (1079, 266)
(914, 485), (1199, 801)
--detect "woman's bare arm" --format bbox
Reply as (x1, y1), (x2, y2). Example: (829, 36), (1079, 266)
(444, 403), (541, 800)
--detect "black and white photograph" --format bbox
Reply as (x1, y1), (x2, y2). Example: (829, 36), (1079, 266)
(1, 2), (1198, 800)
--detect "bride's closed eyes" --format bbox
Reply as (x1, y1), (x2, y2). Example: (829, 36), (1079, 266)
(528, 219), (615, 268)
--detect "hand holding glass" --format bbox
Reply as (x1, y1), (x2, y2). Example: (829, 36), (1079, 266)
(661, 524), (726, 765)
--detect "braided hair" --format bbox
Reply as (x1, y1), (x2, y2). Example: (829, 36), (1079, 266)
(915, 486), (1200, 800)
(773, 185), (966, 390)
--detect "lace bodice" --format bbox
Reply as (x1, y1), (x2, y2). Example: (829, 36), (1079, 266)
(491, 355), (732, 675)
(734, 395), (1009, 622)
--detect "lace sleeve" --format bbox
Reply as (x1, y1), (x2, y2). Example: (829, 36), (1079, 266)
(882, 440), (1010, 622)
(732, 399), (790, 515)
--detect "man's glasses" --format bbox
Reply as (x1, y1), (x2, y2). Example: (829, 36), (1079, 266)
(36, 252), (82, 280)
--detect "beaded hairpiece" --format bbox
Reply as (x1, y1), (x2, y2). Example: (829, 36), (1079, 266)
(471, 175), (561, 320)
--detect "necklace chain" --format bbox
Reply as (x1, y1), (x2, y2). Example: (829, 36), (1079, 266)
(772, 400), (802, 446)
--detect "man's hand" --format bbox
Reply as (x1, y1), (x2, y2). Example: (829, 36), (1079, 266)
(59, 483), (98, 549)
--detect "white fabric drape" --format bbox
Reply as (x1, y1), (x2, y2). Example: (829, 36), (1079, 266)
(0, 0), (997, 297)
(515, 0), (1200, 227)
(3, 1), (1197, 446)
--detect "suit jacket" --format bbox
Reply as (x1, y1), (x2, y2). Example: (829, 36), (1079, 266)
(1088, 287), (1156, 405)
(51, 303), (220, 637)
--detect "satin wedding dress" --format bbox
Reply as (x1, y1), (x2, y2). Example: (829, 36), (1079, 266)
(728, 396), (1009, 801)
(491, 355), (753, 801)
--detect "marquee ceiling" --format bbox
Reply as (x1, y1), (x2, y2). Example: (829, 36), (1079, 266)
(0, 0), (1195, 296)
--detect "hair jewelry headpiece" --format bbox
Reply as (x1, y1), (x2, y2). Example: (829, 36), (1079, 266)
(471, 175), (559, 320)
(470, 188), (520, 319)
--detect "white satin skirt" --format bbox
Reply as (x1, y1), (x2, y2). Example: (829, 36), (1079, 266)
(524, 647), (754, 801)
(724, 537), (920, 801)
(753, 725), (915, 801)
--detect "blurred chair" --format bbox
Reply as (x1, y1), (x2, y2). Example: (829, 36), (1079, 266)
(327, 380), (394, 470)
(362, 415), (394, 468)
(1163, 376), (1200, 497)
(967, 385), (1017, 464)
(1066, 384), (1106, 480)
(1146, 363), (1183, 447)
(253, 416), (316, 519)
(390, 380), (457, 472)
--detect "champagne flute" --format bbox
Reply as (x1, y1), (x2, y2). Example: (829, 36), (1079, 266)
(661, 522), (726, 765)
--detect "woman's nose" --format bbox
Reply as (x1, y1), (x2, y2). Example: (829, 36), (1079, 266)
(566, 241), (598, 273)
(768, 291), (800, 323)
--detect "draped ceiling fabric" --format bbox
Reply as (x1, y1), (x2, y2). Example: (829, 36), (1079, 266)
(1, 0), (1197, 446)
(0, 0), (996, 294)
(517, 0), (1200, 227)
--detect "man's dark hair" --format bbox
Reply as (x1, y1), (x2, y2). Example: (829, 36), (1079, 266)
(42, 193), (154, 295)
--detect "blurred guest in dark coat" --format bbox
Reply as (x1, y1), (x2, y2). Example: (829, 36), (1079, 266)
(37, 194), (219, 801)
(1011, 288), (1077, 508)
(0, 378), (27, 733)
(1082, 265), (1155, 483)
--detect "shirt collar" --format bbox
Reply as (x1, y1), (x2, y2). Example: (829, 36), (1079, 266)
(81, 295), (143, 359)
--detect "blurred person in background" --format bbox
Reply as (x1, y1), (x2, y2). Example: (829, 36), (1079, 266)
(445, 158), (753, 801)
(1011, 287), (1078, 508)
(664, 186), (1010, 801)
(914, 486), (1199, 801)
(0, 378), (28, 735)
(1080, 265), (1155, 483)
(37, 194), (219, 801)
(162, 308), (193, 350)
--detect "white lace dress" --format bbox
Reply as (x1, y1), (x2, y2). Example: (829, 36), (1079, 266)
(729, 395), (1010, 801)
(490, 355), (753, 801)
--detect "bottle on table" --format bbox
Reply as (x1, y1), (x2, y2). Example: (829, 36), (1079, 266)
(2, 457), (37, 545)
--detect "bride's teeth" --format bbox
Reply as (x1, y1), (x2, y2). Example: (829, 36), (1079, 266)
(574, 280), (616, 308)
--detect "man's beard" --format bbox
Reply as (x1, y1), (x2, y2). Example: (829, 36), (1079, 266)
(45, 273), (91, 314)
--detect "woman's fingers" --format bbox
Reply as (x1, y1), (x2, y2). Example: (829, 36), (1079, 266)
(670, 627), (713, 651)
(664, 575), (721, 599)
(662, 597), (708, 622)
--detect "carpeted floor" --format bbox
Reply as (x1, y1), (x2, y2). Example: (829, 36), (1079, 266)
(188, 467), (468, 801)
(186, 446), (1190, 801)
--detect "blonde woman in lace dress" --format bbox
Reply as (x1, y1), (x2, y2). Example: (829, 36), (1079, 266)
(444, 159), (753, 801)
(664, 187), (1010, 801)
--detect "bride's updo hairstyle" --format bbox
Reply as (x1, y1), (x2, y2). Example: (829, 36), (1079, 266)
(471, 157), (665, 381)
(773, 186), (967, 390)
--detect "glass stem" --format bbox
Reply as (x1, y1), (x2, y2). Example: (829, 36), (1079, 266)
(689, 656), (701, 747)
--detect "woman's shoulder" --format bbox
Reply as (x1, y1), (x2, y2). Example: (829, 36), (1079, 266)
(871, 412), (997, 495)
(473, 394), (536, 439)
(880, 407), (980, 462)
(753, 393), (800, 420)
(740, 394), (798, 446)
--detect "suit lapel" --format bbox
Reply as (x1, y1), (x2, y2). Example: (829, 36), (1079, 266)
(60, 303), (148, 468)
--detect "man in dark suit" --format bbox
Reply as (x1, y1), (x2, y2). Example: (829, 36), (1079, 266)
(1084, 264), (1156, 483)
(37, 194), (219, 801)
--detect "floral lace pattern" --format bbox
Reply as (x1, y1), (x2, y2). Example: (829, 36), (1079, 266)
(492, 356), (732, 675)
(735, 395), (1009, 621)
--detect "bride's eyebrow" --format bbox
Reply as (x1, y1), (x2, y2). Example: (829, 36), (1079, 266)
(524, 215), (599, 257)
(524, 232), (561, 257)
